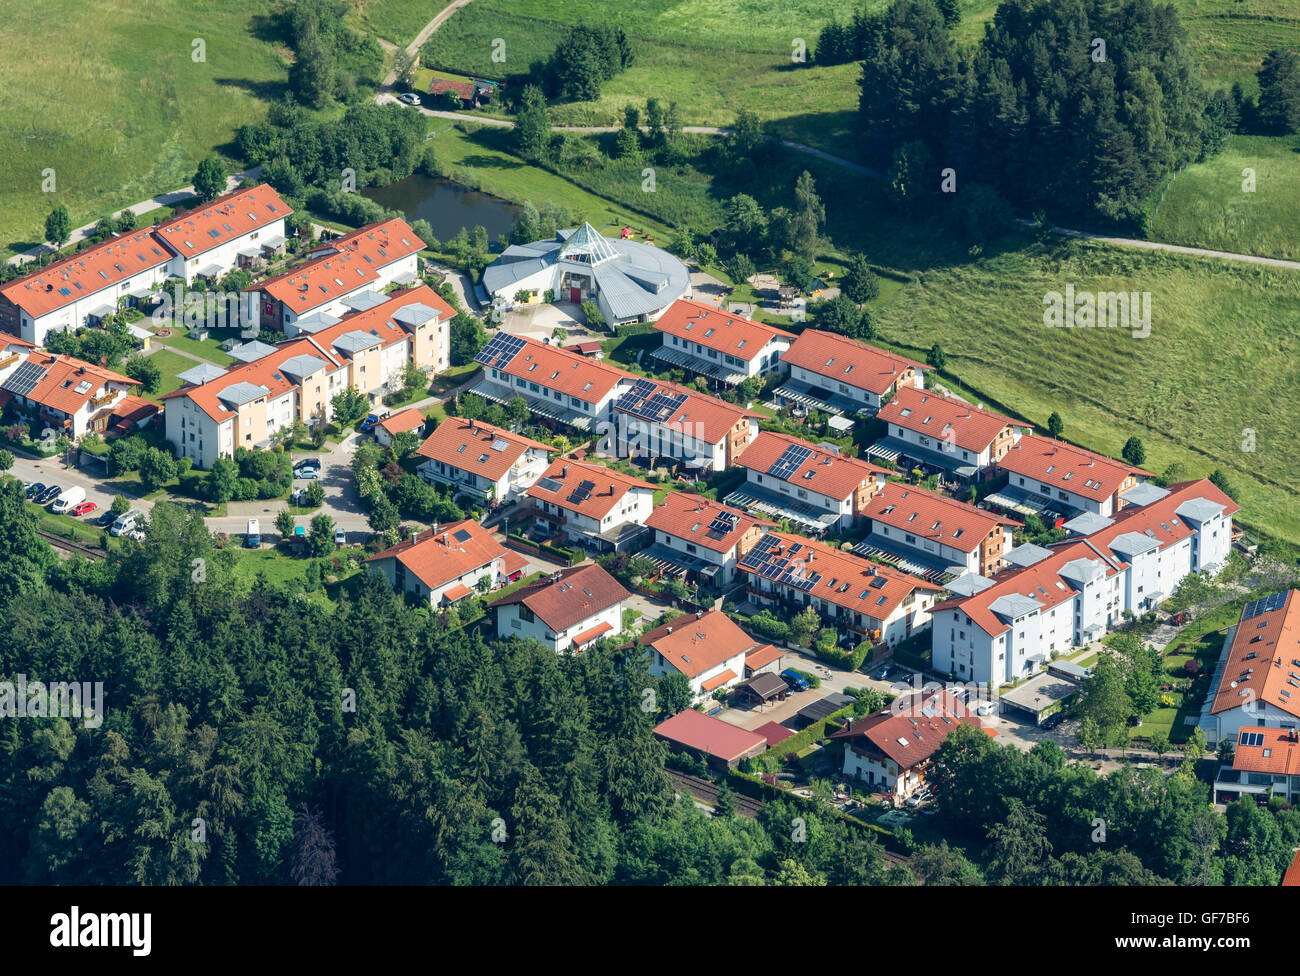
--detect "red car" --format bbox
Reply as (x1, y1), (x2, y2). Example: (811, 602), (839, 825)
(71, 501), (97, 517)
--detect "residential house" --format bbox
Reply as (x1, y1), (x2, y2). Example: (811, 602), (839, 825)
(364, 520), (526, 606)
(0, 231), (173, 344)
(0, 335), (35, 387)
(152, 184), (292, 283)
(0, 353), (135, 438)
(470, 332), (632, 432)
(607, 376), (759, 473)
(644, 491), (771, 586)
(776, 329), (927, 416)
(650, 299), (794, 386)
(524, 457), (655, 552)
(245, 219), (424, 333)
(738, 531), (945, 646)
(858, 481), (1013, 579)
(726, 431), (888, 534)
(931, 479), (1238, 685)
(874, 386), (1030, 481)
(415, 417), (552, 503)
(995, 437), (1150, 518)
(1205, 591), (1300, 746)
(489, 563), (630, 652)
(830, 690), (984, 799)
(1214, 725), (1300, 805)
(374, 408), (426, 448)
(641, 610), (757, 701)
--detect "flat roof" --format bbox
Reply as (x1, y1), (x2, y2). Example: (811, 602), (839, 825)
(997, 672), (1080, 716)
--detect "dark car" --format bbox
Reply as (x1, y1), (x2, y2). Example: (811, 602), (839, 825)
(1041, 712), (1065, 730)
(26, 482), (44, 499)
(95, 510), (118, 527)
(37, 485), (62, 505)
(294, 457), (321, 471)
(780, 669), (810, 692)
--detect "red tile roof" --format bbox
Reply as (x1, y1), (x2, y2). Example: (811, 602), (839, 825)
(878, 386), (1028, 454)
(162, 336), (342, 422)
(364, 519), (507, 592)
(742, 531), (944, 623)
(1, 231), (171, 318)
(701, 669), (738, 692)
(654, 299), (794, 364)
(1283, 849), (1300, 886)
(525, 457), (655, 520)
(1230, 725), (1300, 775)
(443, 583), (472, 602)
(612, 376), (759, 444)
(153, 184), (292, 259)
(831, 691), (981, 770)
(1212, 591), (1300, 720)
(640, 610), (756, 679)
(863, 481), (1007, 555)
(488, 563), (629, 632)
(998, 437), (1150, 504)
(745, 644), (785, 671)
(429, 78), (477, 100)
(653, 708), (767, 762)
(252, 219), (424, 314)
(493, 335), (631, 404)
(377, 408), (426, 436)
(736, 431), (888, 501)
(781, 329), (927, 394)
(306, 284), (454, 356)
(645, 491), (770, 554)
(9, 353), (134, 415)
(416, 416), (551, 482)
(754, 721), (796, 747)
(570, 621), (614, 647)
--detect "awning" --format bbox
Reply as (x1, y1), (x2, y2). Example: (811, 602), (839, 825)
(570, 622), (613, 648)
(442, 583), (472, 603)
(87, 304), (115, 319)
(197, 263), (224, 278)
(724, 486), (839, 533)
(702, 669), (738, 693)
(127, 286), (154, 299)
(392, 271), (417, 285)
(828, 415), (855, 433)
(648, 345), (747, 385)
(468, 379), (592, 430)
(237, 246), (262, 258)
(260, 234), (286, 250)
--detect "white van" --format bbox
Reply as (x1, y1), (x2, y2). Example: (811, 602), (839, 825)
(110, 510), (142, 537)
(246, 519), (261, 548)
(51, 485), (86, 513)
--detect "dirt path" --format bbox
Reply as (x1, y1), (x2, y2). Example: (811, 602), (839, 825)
(380, 0), (476, 88)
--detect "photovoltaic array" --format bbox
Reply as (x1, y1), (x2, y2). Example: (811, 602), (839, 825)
(475, 332), (527, 370)
(766, 444), (812, 481)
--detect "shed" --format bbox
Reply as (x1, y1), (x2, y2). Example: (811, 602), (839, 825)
(654, 709), (767, 770)
(733, 672), (789, 708)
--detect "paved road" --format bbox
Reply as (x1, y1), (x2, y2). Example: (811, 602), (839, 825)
(8, 168), (262, 267)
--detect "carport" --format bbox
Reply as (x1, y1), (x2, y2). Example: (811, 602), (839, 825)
(794, 692), (855, 727)
(997, 672), (1080, 724)
(733, 672), (789, 709)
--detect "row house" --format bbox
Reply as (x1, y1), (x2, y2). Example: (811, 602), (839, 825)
(1205, 591), (1300, 747)
(416, 417), (552, 503)
(858, 481), (1014, 579)
(776, 328), (928, 417)
(997, 436), (1150, 518)
(873, 386), (1030, 481)
(245, 218), (423, 333)
(1214, 726), (1300, 805)
(738, 531), (945, 647)
(0, 184), (293, 345)
(470, 332), (631, 432)
(0, 335), (35, 387)
(489, 563), (630, 653)
(649, 300), (794, 386)
(643, 491), (772, 586)
(641, 610), (757, 701)
(524, 457), (656, 552)
(364, 520), (528, 607)
(726, 430), (888, 534)
(931, 479), (1238, 685)
(605, 376), (759, 473)
(0, 352), (135, 438)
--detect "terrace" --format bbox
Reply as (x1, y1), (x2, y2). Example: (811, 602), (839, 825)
(723, 484), (840, 534)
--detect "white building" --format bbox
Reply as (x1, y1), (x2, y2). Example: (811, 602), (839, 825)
(416, 416), (552, 503)
(0, 352), (136, 439)
(873, 386), (1030, 481)
(605, 376), (759, 473)
(776, 328), (928, 416)
(650, 300), (794, 387)
(524, 457), (656, 552)
(642, 610), (757, 701)
(644, 492), (771, 586)
(996, 436), (1150, 517)
(1204, 591), (1300, 746)
(859, 481), (1014, 579)
(931, 478), (1238, 685)
(364, 521), (526, 607)
(152, 184), (291, 284)
(490, 563), (629, 653)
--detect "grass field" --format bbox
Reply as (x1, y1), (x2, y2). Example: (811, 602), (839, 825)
(1147, 134), (1300, 261)
(145, 348), (202, 403)
(0, 1), (289, 258)
(155, 328), (237, 366)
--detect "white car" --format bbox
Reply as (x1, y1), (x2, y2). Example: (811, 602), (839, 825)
(977, 699), (998, 717)
(398, 92), (421, 106)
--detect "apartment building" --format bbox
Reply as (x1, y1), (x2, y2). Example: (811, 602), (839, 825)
(874, 386), (1030, 481)
(1205, 591), (1300, 746)
(650, 299), (794, 386)
(152, 184), (291, 283)
(997, 437), (1150, 518)
(858, 481), (1014, 578)
(606, 376), (759, 473)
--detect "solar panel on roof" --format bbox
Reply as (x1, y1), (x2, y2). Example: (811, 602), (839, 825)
(490, 438), (511, 452)
(535, 477), (562, 493)
(3, 360), (47, 398)
(1242, 592), (1287, 621)
(475, 332), (527, 370)
(567, 478), (596, 504)
(870, 576), (888, 589)
(707, 512), (739, 534)
(615, 379), (688, 423)
(453, 529), (472, 543)
(767, 443), (813, 481)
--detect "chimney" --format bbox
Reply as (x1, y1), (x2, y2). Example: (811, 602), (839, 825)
(696, 611), (702, 619)
(666, 626), (673, 634)
(608, 483), (615, 496)
(562, 464), (569, 478)
(807, 551), (814, 563)
(442, 532), (449, 546)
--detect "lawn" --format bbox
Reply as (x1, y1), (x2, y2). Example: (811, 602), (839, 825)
(145, 348), (202, 403)
(0, 0), (290, 258)
(1146, 134), (1300, 261)
(354, 0), (441, 45)
(155, 329), (237, 366)
(231, 546), (363, 608)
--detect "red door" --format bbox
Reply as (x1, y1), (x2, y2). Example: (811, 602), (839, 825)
(570, 288), (581, 303)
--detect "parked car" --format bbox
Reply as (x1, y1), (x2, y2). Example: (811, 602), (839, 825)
(294, 465), (320, 480)
(110, 510), (143, 537)
(37, 484), (62, 505)
(780, 669), (810, 692)
(25, 482), (44, 499)
(1041, 711), (1065, 730)
(95, 510), (118, 528)
(977, 699), (998, 717)
(51, 485), (86, 513)
(245, 518), (261, 548)
(294, 457), (321, 472)
(71, 501), (97, 517)
(905, 788), (933, 809)
(398, 92), (421, 105)
(334, 528), (346, 546)
(359, 414), (382, 433)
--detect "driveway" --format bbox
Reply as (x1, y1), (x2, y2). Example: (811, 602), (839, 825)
(498, 301), (590, 341)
